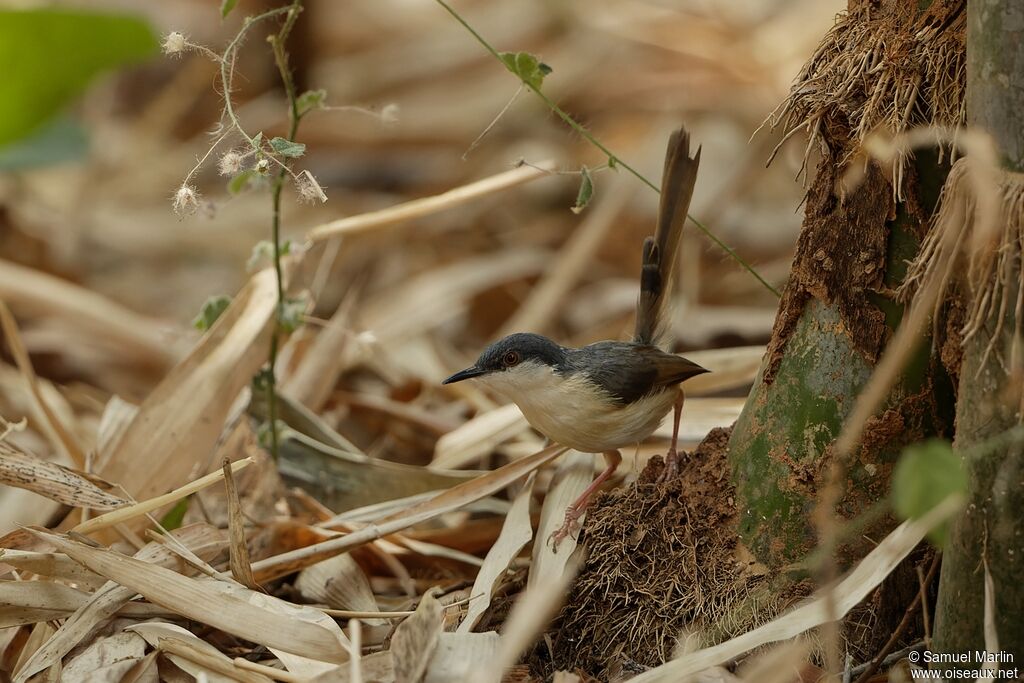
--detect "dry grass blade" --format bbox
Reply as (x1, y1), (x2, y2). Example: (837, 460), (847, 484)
(981, 559), (999, 679)
(0, 259), (182, 369)
(252, 444), (567, 582)
(96, 395), (138, 454)
(0, 581), (108, 627)
(306, 161), (556, 242)
(61, 630), (148, 683)
(71, 456), (253, 535)
(682, 345), (766, 396)
(477, 554), (582, 683)
(0, 301), (87, 468)
(311, 651), (394, 683)
(278, 430), (479, 512)
(208, 580), (350, 677)
(12, 621), (56, 681)
(0, 549), (106, 590)
(458, 473), (535, 633)
(390, 535), (484, 567)
(497, 176), (632, 337)
(281, 298), (355, 412)
(0, 441), (128, 511)
(530, 452), (592, 588)
(296, 553), (380, 619)
(735, 638), (812, 683)
(432, 404), (536, 469)
(629, 494), (965, 683)
(118, 649), (158, 683)
(0, 584), (171, 627)
(12, 523), (227, 682)
(95, 268), (277, 502)
(363, 248), (550, 342)
(391, 591), (443, 683)
(223, 457), (260, 590)
(424, 632), (500, 683)
(29, 529), (349, 664)
(128, 622), (273, 683)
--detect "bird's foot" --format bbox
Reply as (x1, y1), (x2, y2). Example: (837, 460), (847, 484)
(657, 448), (679, 483)
(548, 504), (586, 551)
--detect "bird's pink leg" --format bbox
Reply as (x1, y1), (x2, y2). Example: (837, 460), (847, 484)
(660, 390), (685, 481)
(550, 449), (622, 547)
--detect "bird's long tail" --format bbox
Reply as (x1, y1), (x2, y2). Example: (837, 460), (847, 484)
(633, 127), (701, 346)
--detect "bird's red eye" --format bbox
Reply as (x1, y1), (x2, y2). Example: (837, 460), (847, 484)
(503, 351), (520, 367)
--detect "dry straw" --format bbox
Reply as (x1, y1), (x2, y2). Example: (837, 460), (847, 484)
(765, 1), (965, 198)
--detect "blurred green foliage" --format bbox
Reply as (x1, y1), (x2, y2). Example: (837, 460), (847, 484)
(0, 8), (157, 159)
(891, 438), (967, 546)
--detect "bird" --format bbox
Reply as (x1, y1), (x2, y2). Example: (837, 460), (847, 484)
(443, 126), (707, 544)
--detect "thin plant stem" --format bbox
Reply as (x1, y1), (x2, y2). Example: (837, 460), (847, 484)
(264, 0), (304, 461)
(218, 6), (293, 145)
(433, 0), (781, 299)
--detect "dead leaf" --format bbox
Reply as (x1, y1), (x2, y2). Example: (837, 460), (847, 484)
(458, 473), (535, 633)
(391, 592), (443, 683)
(223, 458), (260, 590)
(27, 529), (349, 666)
(0, 441), (128, 511)
(424, 631), (500, 683)
(252, 444), (566, 582)
(62, 631), (148, 683)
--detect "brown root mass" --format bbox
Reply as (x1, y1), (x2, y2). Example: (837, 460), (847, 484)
(902, 160), (1024, 374)
(548, 427), (780, 679)
(766, 0), (966, 194)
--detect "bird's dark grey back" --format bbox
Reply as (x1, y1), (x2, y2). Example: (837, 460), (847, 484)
(563, 341), (662, 404)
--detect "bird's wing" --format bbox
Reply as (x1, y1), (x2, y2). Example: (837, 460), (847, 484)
(574, 342), (707, 404)
(634, 127), (701, 346)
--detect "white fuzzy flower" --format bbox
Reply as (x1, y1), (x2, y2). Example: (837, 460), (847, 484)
(218, 150), (244, 176)
(254, 158), (270, 175)
(162, 31), (187, 56)
(172, 184), (200, 216)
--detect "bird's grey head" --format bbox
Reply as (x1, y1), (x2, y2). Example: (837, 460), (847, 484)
(442, 333), (566, 388)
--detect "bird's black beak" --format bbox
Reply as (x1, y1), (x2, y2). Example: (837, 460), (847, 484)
(442, 366), (487, 385)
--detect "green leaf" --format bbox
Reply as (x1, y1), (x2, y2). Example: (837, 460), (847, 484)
(269, 136), (305, 158)
(158, 496), (190, 532)
(498, 51), (551, 90)
(220, 0), (239, 19)
(228, 169), (256, 195)
(891, 439), (967, 547)
(246, 239), (289, 271)
(296, 89), (327, 117)
(277, 296), (307, 333)
(0, 117), (88, 170)
(571, 166), (594, 214)
(247, 240), (273, 271)
(0, 9), (157, 147)
(192, 295), (232, 332)
(251, 131), (263, 151)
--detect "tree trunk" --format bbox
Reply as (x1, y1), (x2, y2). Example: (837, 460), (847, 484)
(933, 0), (1024, 667)
(728, 164), (951, 570)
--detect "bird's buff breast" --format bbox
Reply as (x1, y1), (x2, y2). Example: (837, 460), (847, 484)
(480, 366), (677, 453)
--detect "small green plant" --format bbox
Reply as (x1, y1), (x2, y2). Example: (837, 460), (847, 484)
(891, 438), (967, 546)
(163, 1), (330, 460)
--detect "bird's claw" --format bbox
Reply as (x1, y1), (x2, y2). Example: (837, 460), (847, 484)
(548, 506), (585, 551)
(657, 448), (679, 483)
